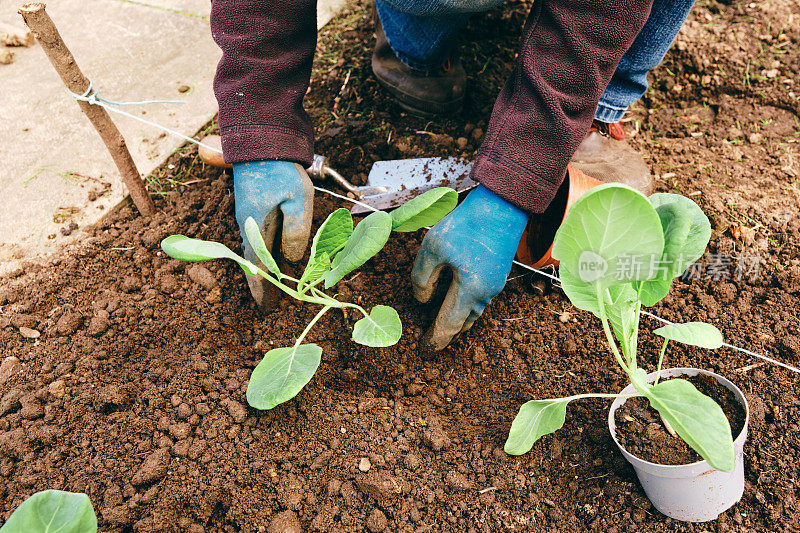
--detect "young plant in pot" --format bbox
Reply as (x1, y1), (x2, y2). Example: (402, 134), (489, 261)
(504, 183), (749, 522)
(161, 188), (457, 410)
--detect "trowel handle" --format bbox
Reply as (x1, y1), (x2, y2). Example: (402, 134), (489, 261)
(307, 154), (362, 199)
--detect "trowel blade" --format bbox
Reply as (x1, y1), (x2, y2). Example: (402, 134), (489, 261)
(351, 157), (477, 214)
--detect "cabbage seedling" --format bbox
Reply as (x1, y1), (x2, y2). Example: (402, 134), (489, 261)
(505, 184), (735, 472)
(0, 490), (97, 533)
(162, 188), (457, 410)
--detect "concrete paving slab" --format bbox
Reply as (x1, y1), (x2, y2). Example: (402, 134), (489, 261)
(0, 0), (347, 275)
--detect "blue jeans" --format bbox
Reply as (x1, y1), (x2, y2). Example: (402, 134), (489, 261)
(375, 0), (696, 123)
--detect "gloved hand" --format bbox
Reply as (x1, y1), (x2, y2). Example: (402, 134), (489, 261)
(412, 185), (528, 350)
(233, 160), (314, 311)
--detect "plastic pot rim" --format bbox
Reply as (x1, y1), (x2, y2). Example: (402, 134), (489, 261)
(608, 367), (750, 475)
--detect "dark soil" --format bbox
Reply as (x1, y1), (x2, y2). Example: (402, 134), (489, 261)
(2, 0), (800, 532)
(615, 374), (747, 466)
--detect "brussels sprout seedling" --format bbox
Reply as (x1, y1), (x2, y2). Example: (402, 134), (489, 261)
(0, 490), (97, 533)
(162, 188), (458, 410)
(505, 184), (735, 472)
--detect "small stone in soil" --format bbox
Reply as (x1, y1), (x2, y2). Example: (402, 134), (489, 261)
(48, 379), (66, 399)
(0, 356), (21, 384)
(359, 457), (371, 472)
(18, 326), (40, 339)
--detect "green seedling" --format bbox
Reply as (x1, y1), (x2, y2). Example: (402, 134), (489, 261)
(0, 490), (97, 533)
(505, 184), (735, 472)
(162, 187), (458, 410)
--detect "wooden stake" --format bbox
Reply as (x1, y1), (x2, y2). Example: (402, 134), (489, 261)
(18, 3), (156, 216)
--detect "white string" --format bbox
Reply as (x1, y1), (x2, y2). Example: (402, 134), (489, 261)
(639, 310), (800, 373)
(74, 79), (188, 107)
(66, 82), (797, 373)
(311, 185), (382, 212)
(70, 80), (223, 154)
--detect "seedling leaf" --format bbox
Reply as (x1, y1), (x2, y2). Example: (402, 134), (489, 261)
(0, 489), (97, 533)
(557, 266), (600, 313)
(161, 235), (259, 276)
(504, 398), (571, 455)
(649, 193), (711, 275)
(635, 277), (672, 308)
(299, 252), (331, 288)
(558, 267), (637, 339)
(633, 200), (691, 306)
(653, 322), (723, 349)
(352, 305), (402, 347)
(323, 211), (392, 288)
(552, 184), (664, 286)
(644, 379), (735, 471)
(609, 293), (638, 353)
(654, 202), (692, 275)
(310, 208), (353, 260)
(391, 187), (458, 232)
(246, 344), (322, 410)
(300, 209), (353, 287)
(244, 217), (281, 278)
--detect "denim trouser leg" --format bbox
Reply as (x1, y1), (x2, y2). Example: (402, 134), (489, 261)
(377, 0), (693, 122)
(595, 0), (696, 122)
(375, 0), (504, 71)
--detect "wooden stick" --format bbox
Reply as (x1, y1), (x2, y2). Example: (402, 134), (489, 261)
(18, 2), (156, 216)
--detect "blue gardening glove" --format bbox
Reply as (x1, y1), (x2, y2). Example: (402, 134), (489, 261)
(233, 160), (314, 311)
(412, 185), (528, 350)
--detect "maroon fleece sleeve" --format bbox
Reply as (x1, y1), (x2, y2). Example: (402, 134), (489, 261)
(210, 0), (316, 166)
(473, 0), (653, 213)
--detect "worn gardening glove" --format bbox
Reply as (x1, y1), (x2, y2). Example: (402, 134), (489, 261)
(233, 160), (314, 311)
(412, 185), (528, 350)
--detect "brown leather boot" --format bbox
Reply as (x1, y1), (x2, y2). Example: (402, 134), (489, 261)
(570, 120), (653, 195)
(371, 16), (466, 117)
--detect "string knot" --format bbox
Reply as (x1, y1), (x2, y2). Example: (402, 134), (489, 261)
(72, 79), (99, 105)
(69, 78), (186, 107)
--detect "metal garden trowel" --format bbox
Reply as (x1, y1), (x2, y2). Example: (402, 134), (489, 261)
(349, 156), (476, 214)
(198, 135), (476, 213)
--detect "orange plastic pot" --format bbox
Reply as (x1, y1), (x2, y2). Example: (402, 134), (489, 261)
(516, 165), (603, 269)
(198, 135), (232, 169)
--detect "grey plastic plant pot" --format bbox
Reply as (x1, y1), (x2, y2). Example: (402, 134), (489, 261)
(608, 367), (749, 522)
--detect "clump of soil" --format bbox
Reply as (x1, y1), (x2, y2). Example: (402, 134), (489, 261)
(1, 0), (799, 531)
(615, 374), (747, 466)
